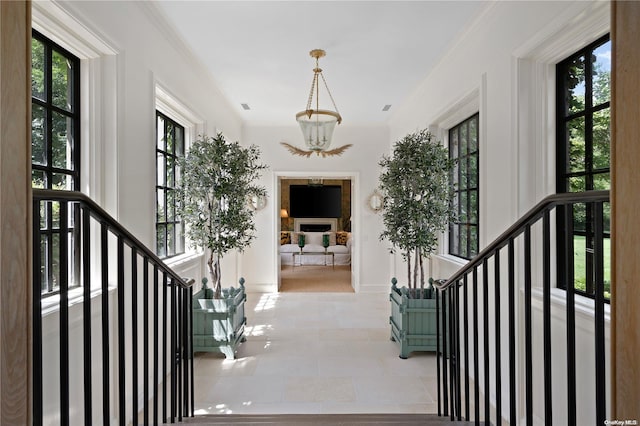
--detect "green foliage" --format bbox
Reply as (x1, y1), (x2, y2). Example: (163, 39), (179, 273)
(178, 134), (267, 296)
(378, 129), (456, 292)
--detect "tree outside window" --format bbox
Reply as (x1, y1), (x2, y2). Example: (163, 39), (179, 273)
(556, 34), (611, 299)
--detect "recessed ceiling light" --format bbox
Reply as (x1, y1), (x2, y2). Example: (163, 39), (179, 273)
(241, 103), (251, 110)
(382, 104), (392, 112)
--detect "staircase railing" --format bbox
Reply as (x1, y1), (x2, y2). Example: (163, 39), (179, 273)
(433, 190), (610, 425)
(32, 189), (195, 425)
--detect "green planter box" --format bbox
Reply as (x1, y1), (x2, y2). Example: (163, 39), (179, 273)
(389, 280), (441, 359)
(192, 279), (247, 359)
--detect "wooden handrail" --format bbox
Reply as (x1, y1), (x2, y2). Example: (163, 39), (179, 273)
(435, 190), (610, 291)
(33, 188), (194, 289)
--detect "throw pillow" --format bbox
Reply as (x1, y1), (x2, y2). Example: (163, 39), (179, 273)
(280, 231), (291, 245)
(291, 232), (301, 245)
(336, 231), (349, 246)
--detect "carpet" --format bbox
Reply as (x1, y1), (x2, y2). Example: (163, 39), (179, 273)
(279, 265), (353, 293)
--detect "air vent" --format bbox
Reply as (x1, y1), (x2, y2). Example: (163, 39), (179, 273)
(382, 104), (392, 112)
(241, 103), (251, 110)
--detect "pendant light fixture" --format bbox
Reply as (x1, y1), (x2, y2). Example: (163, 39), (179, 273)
(295, 49), (342, 152)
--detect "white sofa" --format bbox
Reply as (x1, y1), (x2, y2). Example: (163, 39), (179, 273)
(280, 231), (352, 266)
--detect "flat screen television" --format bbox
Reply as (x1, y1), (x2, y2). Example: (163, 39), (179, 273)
(289, 185), (342, 218)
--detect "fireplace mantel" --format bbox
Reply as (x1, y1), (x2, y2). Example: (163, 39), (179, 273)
(294, 218), (337, 232)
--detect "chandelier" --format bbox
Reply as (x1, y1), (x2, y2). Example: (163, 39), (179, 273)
(295, 49), (342, 152)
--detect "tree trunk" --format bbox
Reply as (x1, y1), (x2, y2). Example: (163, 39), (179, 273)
(406, 249), (412, 291)
(207, 253), (223, 299)
(419, 252), (424, 299)
(414, 250), (420, 298)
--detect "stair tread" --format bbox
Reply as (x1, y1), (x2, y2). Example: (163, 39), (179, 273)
(175, 413), (480, 425)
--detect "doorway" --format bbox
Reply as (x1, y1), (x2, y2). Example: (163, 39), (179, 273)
(274, 172), (359, 293)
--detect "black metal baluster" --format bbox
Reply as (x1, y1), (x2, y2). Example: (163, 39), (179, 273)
(449, 289), (455, 420)
(508, 238), (516, 425)
(482, 259), (490, 425)
(442, 288), (449, 417)
(189, 286), (195, 417)
(171, 278), (177, 422)
(117, 237), (125, 426)
(494, 250), (502, 425)
(131, 248), (138, 423)
(463, 275), (470, 421)
(101, 223), (110, 426)
(472, 266), (479, 426)
(153, 266), (159, 425)
(60, 202), (70, 426)
(524, 226), (533, 426)
(32, 199), (43, 426)
(455, 282), (462, 420)
(436, 286), (442, 417)
(543, 211), (552, 425)
(177, 285), (183, 421)
(143, 257), (149, 426)
(82, 206), (92, 425)
(162, 272), (168, 423)
(182, 287), (190, 417)
(564, 205), (577, 426)
(594, 202), (606, 425)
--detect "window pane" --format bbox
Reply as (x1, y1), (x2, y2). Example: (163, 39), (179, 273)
(157, 188), (165, 222)
(450, 224), (459, 255)
(470, 226), (478, 257)
(157, 115), (165, 152)
(52, 172), (73, 191)
(567, 117), (585, 173)
(52, 111), (74, 170)
(176, 127), (184, 156)
(593, 172), (610, 191)
(469, 118), (478, 152)
(32, 38), (46, 101)
(573, 234), (587, 293)
(167, 155), (175, 187)
(469, 155), (478, 188)
(460, 225), (468, 258)
(593, 108), (610, 170)
(573, 203), (586, 233)
(167, 223), (175, 257)
(564, 55), (586, 116)
(603, 202), (611, 235)
(460, 123), (468, 155)
(592, 41), (611, 106)
(459, 191), (468, 223)
(51, 232), (60, 292)
(569, 176), (585, 193)
(166, 123), (174, 154)
(469, 190), (478, 223)
(157, 225), (166, 258)
(450, 130), (459, 159)
(176, 222), (184, 254)
(459, 157), (467, 190)
(157, 152), (166, 187)
(167, 189), (175, 221)
(52, 50), (73, 112)
(32, 169), (46, 190)
(32, 105), (47, 166)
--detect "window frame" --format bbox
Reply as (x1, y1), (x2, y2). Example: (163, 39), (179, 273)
(556, 33), (611, 300)
(156, 111), (186, 259)
(32, 29), (82, 297)
(448, 113), (480, 260)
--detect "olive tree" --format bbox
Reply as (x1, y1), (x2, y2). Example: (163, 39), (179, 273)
(178, 133), (267, 298)
(378, 129), (456, 297)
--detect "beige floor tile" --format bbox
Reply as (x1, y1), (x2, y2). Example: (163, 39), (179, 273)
(193, 291), (440, 415)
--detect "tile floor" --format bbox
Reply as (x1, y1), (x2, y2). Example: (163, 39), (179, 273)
(193, 291), (440, 415)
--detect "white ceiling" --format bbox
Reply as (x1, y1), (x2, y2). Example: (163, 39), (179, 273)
(153, 1), (487, 126)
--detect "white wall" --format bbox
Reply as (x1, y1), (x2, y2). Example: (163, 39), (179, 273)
(388, 0), (610, 424)
(35, 1), (244, 424)
(240, 124), (392, 293)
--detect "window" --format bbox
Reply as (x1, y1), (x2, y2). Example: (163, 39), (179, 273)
(449, 113), (479, 259)
(156, 112), (185, 258)
(556, 34), (611, 299)
(32, 30), (81, 295)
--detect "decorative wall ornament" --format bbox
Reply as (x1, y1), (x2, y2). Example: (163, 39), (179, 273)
(367, 190), (383, 213)
(280, 141), (352, 158)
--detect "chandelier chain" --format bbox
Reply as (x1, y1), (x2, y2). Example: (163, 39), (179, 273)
(320, 73), (340, 116)
(305, 73), (319, 112)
